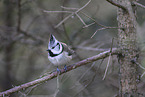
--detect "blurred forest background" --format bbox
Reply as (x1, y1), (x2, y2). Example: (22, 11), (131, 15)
(0, 0), (145, 97)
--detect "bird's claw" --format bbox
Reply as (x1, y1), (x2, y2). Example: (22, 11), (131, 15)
(57, 66), (61, 74)
(64, 65), (67, 72)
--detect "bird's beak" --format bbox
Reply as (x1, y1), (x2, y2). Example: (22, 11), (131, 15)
(46, 49), (49, 51)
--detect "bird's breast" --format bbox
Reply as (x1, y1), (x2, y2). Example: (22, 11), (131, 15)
(48, 51), (72, 66)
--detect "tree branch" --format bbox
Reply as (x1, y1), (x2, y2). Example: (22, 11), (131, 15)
(0, 48), (119, 96)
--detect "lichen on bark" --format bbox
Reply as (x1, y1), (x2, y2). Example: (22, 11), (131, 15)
(117, 0), (139, 96)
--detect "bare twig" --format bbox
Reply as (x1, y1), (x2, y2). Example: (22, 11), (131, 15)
(141, 72), (145, 78)
(131, 59), (145, 70)
(102, 38), (114, 80)
(81, 11), (121, 30)
(61, 6), (79, 10)
(43, 10), (73, 13)
(102, 54), (112, 80)
(130, 59), (145, 78)
(55, 13), (74, 28)
(75, 0), (91, 13)
(133, 1), (145, 9)
(91, 27), (120, 38)
(91, 28), (106, 38)
(44, 0), (91, 28)
(75, 13), (87, 26)
(0, 48), (119, 97)
(54, 75), (60, 97)
(80, 11), (123, 38)
(138, 63), (145, 70)
(55, 0), (91, 28)
(83, 22), (95, 28)
(20, 85), (38, 96)
(80, 11), (106, 28)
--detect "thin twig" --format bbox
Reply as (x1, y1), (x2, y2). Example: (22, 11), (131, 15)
(61, 6), (79, 10)
(102, 38), (114, 80)
(91, 28), (106, 38)
(55, 13), (74, 28)
(102, 54), (111, 80)
(0, 48), (119, 96)
(55, 0), (91, 28)
(132, 60), (145, 70)
(141, 72), (145, 78)
(91, 27), (121, 38)
(54, 75), (60, 97)
(75, 0), (91, 13)
(44, 10), (73, 13)
(80, 11), (106, 28)
(83, 22), (95, 28)
(75, 13), (87, 26)
(130, 59), (145, 78)
(138, 63), (145, 70)
(133, 1), (145, 9)
(80, 11), (123, 38)
(61, 6), (105, 28)
(23, 85), (38, 96)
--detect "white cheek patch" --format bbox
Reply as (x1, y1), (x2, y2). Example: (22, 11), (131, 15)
(51, 49), (60, 54)
(50, 43), (63, 54)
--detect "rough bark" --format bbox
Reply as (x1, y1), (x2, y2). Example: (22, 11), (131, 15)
(117, 0), (139, 97)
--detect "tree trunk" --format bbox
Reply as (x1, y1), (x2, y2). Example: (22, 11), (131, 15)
(117, 0), (139, 97)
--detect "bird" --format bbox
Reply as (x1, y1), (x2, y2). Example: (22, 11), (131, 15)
(46, 34), (74, 71)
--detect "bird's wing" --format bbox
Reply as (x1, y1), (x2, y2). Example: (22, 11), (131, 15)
(61, 43), (74, 56)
